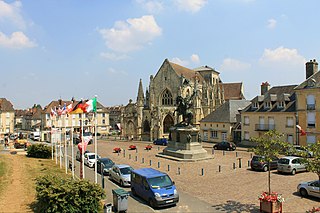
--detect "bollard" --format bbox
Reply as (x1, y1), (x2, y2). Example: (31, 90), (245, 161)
(135, 156), (137, 161)
(168, 165), (170, 171)
(236, 152), (238, 157)
(219, 165), (221, 172)
(250, 153), (253, 158)
(158, 162), (160, 168)
(212, 148), (214, 155)
(117, 151), (119, 156)
(136, 148), (138, 153)
(223, 151), (225, 156)
(233, 162), (236, 169)
(123, 150), (126, 157)
(129, 154), (131, 159)
(248, 160), (250, 167)
(238, 158), (242, 168)
(150, 160), (152, 166)
(142, 158), (144, 164)
(178, 167), (181, 175)
(201, 168), (204, 176)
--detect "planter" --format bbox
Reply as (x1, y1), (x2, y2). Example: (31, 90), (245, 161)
(113, 147), (121, 153)
(145, 145), (152, 150)
(260, 200), (282, 213)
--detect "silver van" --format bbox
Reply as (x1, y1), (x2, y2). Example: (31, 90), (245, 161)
(277, 156), (307, 175)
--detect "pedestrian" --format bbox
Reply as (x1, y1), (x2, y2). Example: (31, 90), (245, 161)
(4, 136), (9, 149)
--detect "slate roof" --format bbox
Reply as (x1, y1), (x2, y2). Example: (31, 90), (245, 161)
(244, 85), (297, 113)
(201, 100), (251, 123)
(295, 70), (320, 89)
(0, 98), (14, 111)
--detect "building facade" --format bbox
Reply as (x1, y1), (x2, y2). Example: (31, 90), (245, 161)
(200, 100), (250, 143)
(121, 59), (244, 141)
(0, 98), (15, 135)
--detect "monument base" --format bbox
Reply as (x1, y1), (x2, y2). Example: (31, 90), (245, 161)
(158, 126), (213, 162)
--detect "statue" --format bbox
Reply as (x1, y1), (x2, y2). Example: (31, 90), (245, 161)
(173, 93), (194, 126)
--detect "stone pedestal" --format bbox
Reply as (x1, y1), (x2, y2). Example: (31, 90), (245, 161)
(157, 126), (212, 161)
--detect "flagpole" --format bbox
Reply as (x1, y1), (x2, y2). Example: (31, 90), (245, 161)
(55, 115), (58, 165)
(94, 111), (97, 184)
(59, 115), (62, 169)
(81, 112), (85, 179)
(64, 114), (67, 174)
(71, 116), (75, 179)
(50, 116), (53, 161)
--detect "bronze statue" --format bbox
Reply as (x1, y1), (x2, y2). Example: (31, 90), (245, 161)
(174, 94), (194, 126)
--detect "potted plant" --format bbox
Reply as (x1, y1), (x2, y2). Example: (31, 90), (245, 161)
(129, 145), (136, 150)
(145, 145), (152, 150)
(250, 130), (290, 213)
(113, 147), (121, 153)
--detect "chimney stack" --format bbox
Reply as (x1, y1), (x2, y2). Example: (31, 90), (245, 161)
(261, 81), (270, 95)
(306, 59), (318, 79)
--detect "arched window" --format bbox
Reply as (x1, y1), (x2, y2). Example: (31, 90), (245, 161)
(162, 89), (173, 106)
(163, 115), (174, 133)
(143, 120), (150, 133)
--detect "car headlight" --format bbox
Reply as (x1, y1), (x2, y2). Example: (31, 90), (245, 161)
(154, 193), (161, 198)
(174, 189), (178, 195)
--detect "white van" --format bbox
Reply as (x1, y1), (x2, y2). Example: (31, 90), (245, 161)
(30, 132), (40, 141)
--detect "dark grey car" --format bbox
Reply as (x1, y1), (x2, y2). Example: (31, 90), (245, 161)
(96, 158), (115, 175)
(250, 155), (279, 172)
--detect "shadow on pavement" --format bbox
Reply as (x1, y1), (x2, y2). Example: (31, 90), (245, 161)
(212, 200), (260, 213)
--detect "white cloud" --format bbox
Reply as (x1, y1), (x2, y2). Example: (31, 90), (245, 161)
(0, 31), (36, 49)
(173, 0), (207, 13)
(259, 46), (306, 66)
(99, 15), (162, 53)
(106, 67), (128, 75)
(267, 18), (277, 29)
(0, 1), (26, 29)
(136, 0), (164, 13)
(100, 52), (129, 61)
(220, 58), (251, 72)
(171, 57), (189, 67)
(190, 54), (200, 63)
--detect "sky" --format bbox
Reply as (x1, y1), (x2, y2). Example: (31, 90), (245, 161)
(1, 0), (320, 109)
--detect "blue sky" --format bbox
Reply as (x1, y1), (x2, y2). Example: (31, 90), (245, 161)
(1, 0), (319, 109)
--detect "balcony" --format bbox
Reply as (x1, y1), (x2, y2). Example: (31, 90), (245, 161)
(307, 104), (315, 110)
(255, 124), (276, 131)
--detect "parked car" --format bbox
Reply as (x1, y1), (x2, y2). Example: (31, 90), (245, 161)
(213, 141), (236, 151)
(277, 156), (307, 175)
(131, 168), (179, 208)
(297, 180), (320, 198)
(84, 153), (100, 168)
(288, 145), (313, 158)
(250, 155), (279, 172)
(96, 158), (115, 175)
(109, 164), (133, 187)
(153, 138), (168, 146)
(76, 150), (90, 161)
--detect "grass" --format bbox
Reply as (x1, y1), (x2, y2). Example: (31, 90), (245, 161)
(0, 155), (12, 196)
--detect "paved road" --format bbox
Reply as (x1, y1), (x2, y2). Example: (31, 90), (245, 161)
(61, 146), (219, 213)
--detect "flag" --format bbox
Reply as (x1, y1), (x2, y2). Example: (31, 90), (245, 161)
(66, 103), (73, 113)
(57, 105), (63, 116)
(296, 125), (306, 136)
(69, 100), (87, 114)
(60, 103), (67, 115)
(85, 97), (97, 113)
(50, 107), (57, 117)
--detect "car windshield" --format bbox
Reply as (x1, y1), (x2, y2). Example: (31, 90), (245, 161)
(278, 158), (290, 164)
(101, 159), (113, 165)
(252, 156), (264, 161)
(147, 175), (173, 189)
(88, 155), (98, 159)
(120, 167), (133, 175)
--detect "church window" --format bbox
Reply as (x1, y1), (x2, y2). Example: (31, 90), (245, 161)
(162, 89), (173, 106)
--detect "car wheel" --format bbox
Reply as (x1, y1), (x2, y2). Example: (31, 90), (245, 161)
(226, 147), (230, 151)
(214, 146), (217, 150)
(291, 169), (296, 175)
(299, 188), (308, 197)
(263, 166), (268, 172)
(149, 198), (156, 208)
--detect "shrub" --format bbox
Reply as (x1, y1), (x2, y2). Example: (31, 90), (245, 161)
(35, 175), (105, 213)
(27, 144), (52, 159)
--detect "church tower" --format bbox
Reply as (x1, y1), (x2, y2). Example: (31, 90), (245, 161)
(136, 79), (144, 140)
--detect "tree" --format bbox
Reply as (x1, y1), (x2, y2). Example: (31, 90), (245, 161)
(250, 130), (290, 194)
(303, 142), (320, 192)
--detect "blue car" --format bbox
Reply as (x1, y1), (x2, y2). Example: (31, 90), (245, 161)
(153, 138), (168, 145)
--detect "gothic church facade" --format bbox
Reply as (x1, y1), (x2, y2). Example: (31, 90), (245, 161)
(121, 59), (244, 141)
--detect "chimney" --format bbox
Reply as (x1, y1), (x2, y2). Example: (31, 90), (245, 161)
(306, 59), (318, 79)
(261, 81), (270, 95)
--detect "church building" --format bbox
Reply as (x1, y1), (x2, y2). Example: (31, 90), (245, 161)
(121, 59), (245, 141)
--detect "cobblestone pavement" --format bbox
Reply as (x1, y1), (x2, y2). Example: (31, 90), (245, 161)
(87, 139), (319, 213)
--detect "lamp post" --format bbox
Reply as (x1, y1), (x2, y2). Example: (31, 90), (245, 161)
(295, 113), (299, 145)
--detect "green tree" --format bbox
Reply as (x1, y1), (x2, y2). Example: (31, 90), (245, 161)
(250, 130), (290, 194)
(303, 142), (320, 192)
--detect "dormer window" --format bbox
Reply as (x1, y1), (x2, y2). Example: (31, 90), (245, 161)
(278, 101), (285, 109)
(264, 102), (271, 109)
(252, 102), (259, 109)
